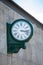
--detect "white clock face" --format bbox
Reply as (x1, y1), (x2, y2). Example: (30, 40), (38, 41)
(11, 20), (31, 41)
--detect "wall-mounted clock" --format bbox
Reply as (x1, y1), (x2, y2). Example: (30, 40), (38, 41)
(10, 19), (33, 42)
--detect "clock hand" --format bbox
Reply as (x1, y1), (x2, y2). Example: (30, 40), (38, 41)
(20, 30), (29, 32)
(20, 30), (30, 36)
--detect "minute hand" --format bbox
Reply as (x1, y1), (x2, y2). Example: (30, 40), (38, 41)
(20, 30), (29, 32)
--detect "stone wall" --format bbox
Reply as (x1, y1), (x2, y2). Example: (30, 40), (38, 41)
(0, 2), (43, 65)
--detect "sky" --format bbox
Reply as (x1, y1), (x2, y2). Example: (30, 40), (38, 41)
(12, 0), (43, 24)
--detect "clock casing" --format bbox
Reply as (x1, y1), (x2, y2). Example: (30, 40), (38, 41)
(10, 19), (33, 42)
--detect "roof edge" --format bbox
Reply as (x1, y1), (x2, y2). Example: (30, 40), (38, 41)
(1, 0), (43, 29)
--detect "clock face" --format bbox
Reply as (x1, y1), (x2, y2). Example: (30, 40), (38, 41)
(11, 19), (33, 42)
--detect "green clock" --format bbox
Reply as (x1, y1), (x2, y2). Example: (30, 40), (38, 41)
(7, 19), (33, 53)
(10, 19), (33, 42)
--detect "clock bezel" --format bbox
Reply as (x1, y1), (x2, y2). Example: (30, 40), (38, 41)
(10, 19), (33, 42)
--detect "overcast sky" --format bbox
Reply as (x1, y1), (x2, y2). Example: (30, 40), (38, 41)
(12, 0), (43, 24)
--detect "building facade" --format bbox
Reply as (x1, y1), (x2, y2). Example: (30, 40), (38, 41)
(0, 1), (43, 65)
